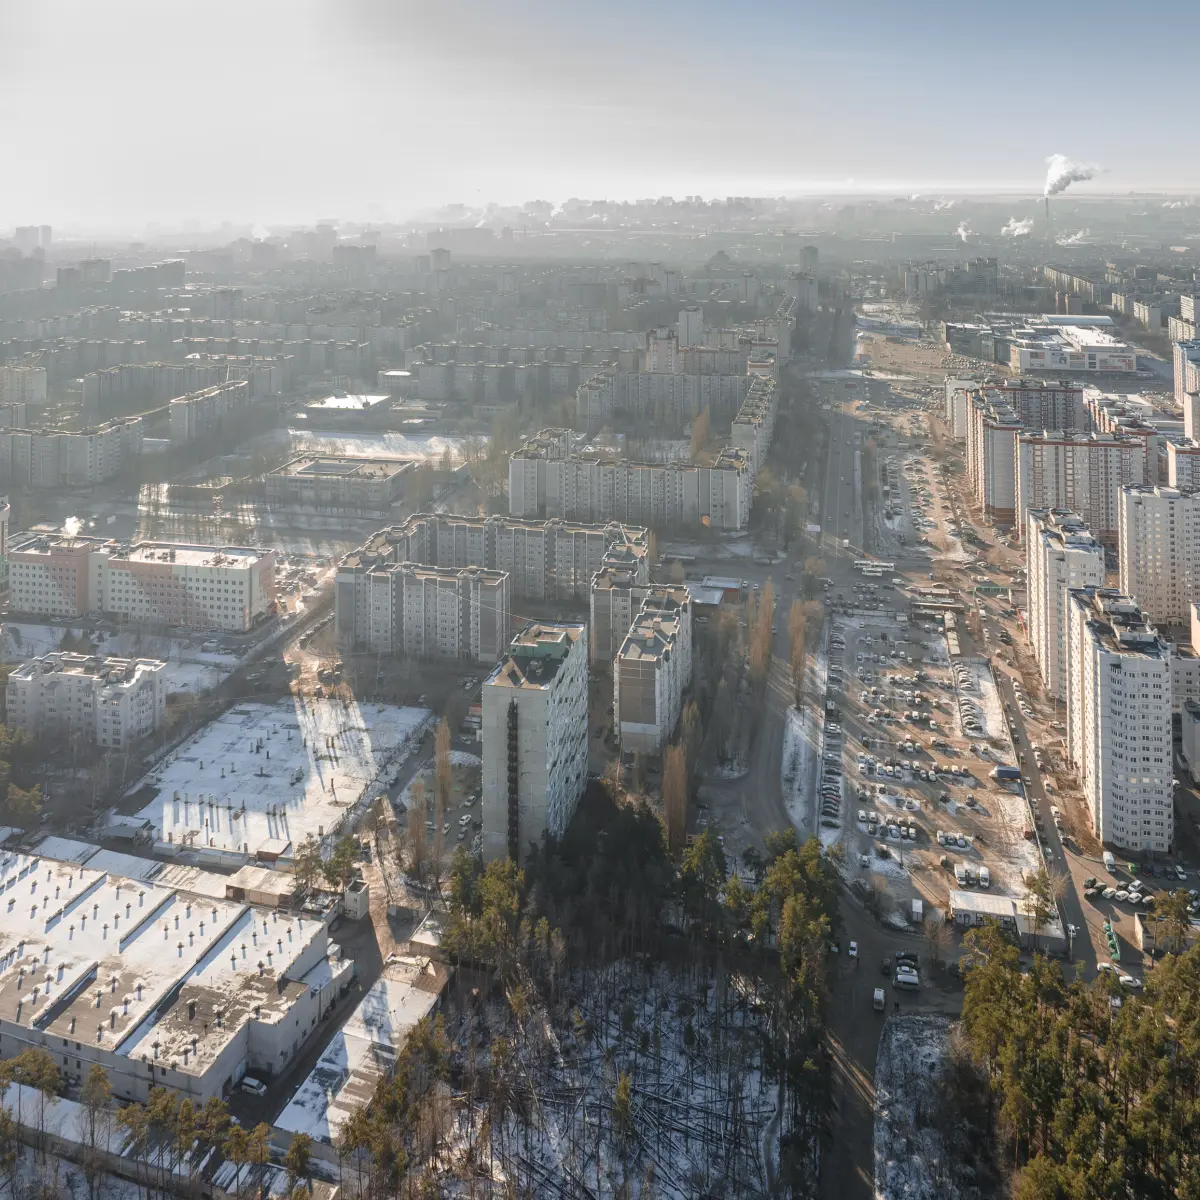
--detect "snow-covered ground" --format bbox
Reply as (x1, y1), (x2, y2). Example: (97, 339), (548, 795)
(129, 698), (431, 858)
(874, 1014), (965, 1200)
(781, 707), (816, 837)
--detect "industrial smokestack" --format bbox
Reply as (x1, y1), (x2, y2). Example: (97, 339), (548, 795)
(1045, 196), (1050, 222)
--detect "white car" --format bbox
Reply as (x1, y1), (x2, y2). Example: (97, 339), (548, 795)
(1119, 974), (1142, 990)
(848, 941), (858, 959)
(240, 1076), (267, 1097)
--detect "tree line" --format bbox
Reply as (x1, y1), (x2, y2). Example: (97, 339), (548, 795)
(0, 1051), (315, 1200)
(958, 924), (1200, 1198)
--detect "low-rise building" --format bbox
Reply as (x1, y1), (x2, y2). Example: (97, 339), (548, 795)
(265, 457), (409, 514)
(481, 623), (588, 862)
(6, 653), (166, 749)
(8, 535), (276, 630)
(0, 849), (349, 1104)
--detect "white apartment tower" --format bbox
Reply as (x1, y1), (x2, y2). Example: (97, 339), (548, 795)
(1117, 485), (1200, 625)
(614, 587), (693, 754)
(481, 623), (589, 862)
(1065, 588), (1173, 854)
(1026, 510), (1105, 701)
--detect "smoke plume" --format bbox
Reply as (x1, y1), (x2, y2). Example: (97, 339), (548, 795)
(933, 198), (956, 211)
(63, 516), (83, 539)
(1044, 153), (1099, 197)
(955, 221), (973, 242)
(1058, 228), (1090, 245)
(1000, 217), (1033, 238)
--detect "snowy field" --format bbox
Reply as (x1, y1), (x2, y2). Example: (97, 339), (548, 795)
(874, 1014), (956, 1200)
(781, 707), (816, 837)
(130, 698), (431, 857)
(0, 621), (238, 694)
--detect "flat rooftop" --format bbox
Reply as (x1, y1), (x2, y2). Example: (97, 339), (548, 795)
(275, 959), (447, 1145)
(118, 543), (270, 568)
(130, 699), (430, 859)
(0, 850), (326, 1078)
(487, 623), (583, 691)
(304, 394), (390, 411)
(275, 456), (409, 480)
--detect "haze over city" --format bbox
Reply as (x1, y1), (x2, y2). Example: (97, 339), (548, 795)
(4, 0), (1199, 229)
(2, 5), (1200, 1200)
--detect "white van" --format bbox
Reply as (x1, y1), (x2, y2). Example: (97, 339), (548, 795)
(979, 866), (990, 889)
(1103, 851), (1116, 872)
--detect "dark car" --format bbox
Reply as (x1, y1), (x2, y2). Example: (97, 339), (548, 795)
(881, 957), (892, 975)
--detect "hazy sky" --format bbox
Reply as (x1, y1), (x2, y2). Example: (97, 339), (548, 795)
(3, 0), (1196, 231)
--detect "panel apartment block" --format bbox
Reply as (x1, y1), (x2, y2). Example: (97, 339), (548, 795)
(1065, 588), (1172, 853)
(6, 652), (167, 749)
(1117, 485), (1200, 625)
(8, 535), (276, 630)
(1026, 509), (1105, 701)
(481, 623), (589, 862)
(1015, 432), (1148, 543)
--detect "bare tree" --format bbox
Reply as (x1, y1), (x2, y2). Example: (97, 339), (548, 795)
(689, 407), (711, 463)
(925, 911), (951, 965)
(406, 779), (429, 883)
(433, 719), (452, 884)
(663, 744), (688, 860)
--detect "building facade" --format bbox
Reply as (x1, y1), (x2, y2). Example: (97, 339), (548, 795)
(614, 588), (693, 754)
(508, 428), (753, 530)
(1065, 588), (1173, 854)
(1015, 432), (1148, 543)
(8, 535), (276, 630)
(1117, 485), (1200, 625)
(6, 653), (167, 749)
(481, 623), (589, 862)
(340, 561), (509, 662)
(0, 418), (143, 487)
(1026, 509), (1105, 701)
(334, 515), (648, 646)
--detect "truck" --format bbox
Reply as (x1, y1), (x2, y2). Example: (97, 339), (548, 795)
(954, 862), (968, 886)
(911, 898), (924, 923)
(1103, 851), (1116, 872)
(990, 765), (1021, 782)
(843, 538), (850, 549)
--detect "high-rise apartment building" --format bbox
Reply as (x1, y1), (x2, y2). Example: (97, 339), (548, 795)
(335, 515), (647, 643)
(1117, 485), (1200, 625)
(614, 588), (693, 754)
(481, 623), (589, 862)
(336, 561), (509, 662)
(1065, 588), (1172, 853)
(1026, 510), (1106, 701)
(1015, 432), (1148, 542)
(508, 428), (754, 530)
